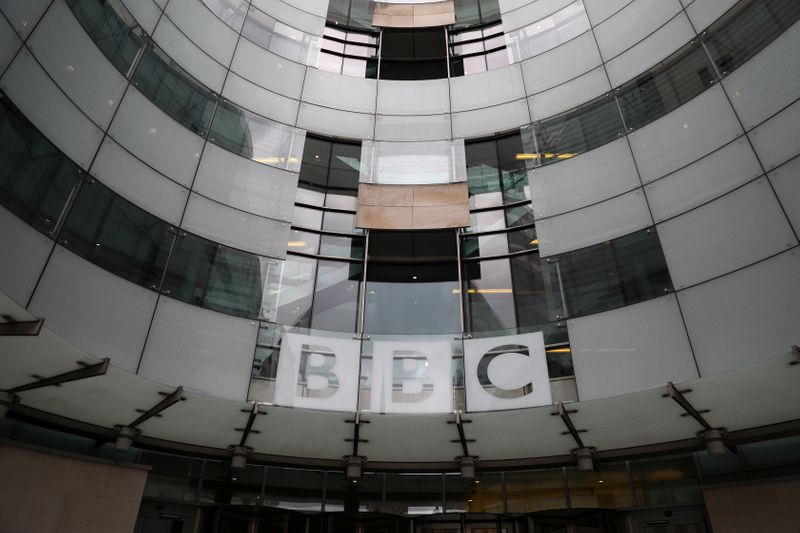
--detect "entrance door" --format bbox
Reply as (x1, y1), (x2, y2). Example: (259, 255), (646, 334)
(631, 507), (709, 533)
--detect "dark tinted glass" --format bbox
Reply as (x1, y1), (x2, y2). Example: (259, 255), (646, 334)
(319, 235), (365, 258)
(551, 228), (672, 317)
(533, 94), (624, 164)
(133, 44), (217, 135)
(464, 257), (516, 331)
(275, 255), (317, 327)
(0, 97), (81, 234)
(466, 140), (500, 196)
(65, 0), (146, 75)
(706, 0), (800, 75)
(617, 42), (716, 131)
(60, 179), (173, 288)
(162, 232), (269, 318)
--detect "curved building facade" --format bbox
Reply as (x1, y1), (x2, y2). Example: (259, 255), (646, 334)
(1, 0), (799, 530)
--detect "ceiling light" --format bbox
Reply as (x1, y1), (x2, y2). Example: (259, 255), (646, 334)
(287, 241), (306, 247)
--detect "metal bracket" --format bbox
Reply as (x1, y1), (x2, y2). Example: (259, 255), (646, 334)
(7, 358), (109, 394)
(790, 345), (800, 366)
(554, 402), (587, 449)
(666, 382), (712, 432)
(126, 386), (184, 428)
(236, 402), (260, 448)
(0, 317), (44, 336)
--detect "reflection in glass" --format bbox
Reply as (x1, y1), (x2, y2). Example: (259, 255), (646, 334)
(200, 0), (248, 31)
(163, 231), (280, 319)
(311, 260), (362, 332)
(60, 178), (173, 289)
(133, 43), (218, 135)
(65, 0), (146, 76)
(550, 228), (672, 317)
(242, 5), (321, 65)
(566, 462), (634, 508)
(209, 100), (304, 171)
(275, 255), (317, 327)
(0, 97), (81, 235)
(617, 43), (715, 131)
(505, 469), (566, 512)
(533, 95), (623, 164)
(360, 140), (467, 185)
(505, 0), (590, 63)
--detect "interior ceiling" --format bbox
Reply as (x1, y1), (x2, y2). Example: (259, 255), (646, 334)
(2, 290), (799, 468)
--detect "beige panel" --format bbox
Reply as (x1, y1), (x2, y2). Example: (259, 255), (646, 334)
(0, 442), (148, 533)
(413, 182), (468, 206)
(412, 204), (470, 229)
(358, 183), (414, 207)
(356, 205), (413, 228)
(373, 1), (455, 27)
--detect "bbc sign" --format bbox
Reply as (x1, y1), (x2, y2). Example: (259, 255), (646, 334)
(274, 331), (551, 413)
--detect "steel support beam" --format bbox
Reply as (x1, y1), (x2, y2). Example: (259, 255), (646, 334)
(666, 382), (713, 431)
(556, 402), (587, 449)
(7, 358), (110, 394)
(0, 317), (44, 336)
(128, 386), (184, 428)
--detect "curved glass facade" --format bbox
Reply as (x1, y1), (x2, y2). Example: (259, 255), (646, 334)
(1, 3), (800, 528)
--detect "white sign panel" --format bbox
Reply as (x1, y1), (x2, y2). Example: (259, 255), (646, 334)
(274, 332), (360, 411)
(370, 339), (454, 413)
(464, 331), (551, 411)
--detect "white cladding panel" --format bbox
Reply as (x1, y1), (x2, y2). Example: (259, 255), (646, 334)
(359, 414), (463, 462)
(0, 206), (53, 305)
(152, 16), (227, 92)
(166, 0), (238, 67)
(677, 250), (800, 376)
(645, 137), (763, 223)
(108, 87), (204, 187)
(181, 193), (291, 258)
(248, 406), (353, 460)
(29, 0), (127, 129)
(657, 179), (797, 289)
(583, 0), (631, 25)
(139, 297), (258, 401)
(374, 114), (452, 141)
(120, 0), (161, 33)
(302, 67), (377, 113)
(594, 0), (682, 61)
(629, 86), (743, 182)
(230, 38), (307, 99)
(605, 13), (694, 88)
(528, 67), (609, 119)
(90, 137), (190, 226)
(450, 63), (526, 112)
(748, 98), (800, 170)
(723, 22), (800, 130)
(568, 295), (697, 401)
(0, 48), (104, 170)
(222, 72), (299, 127)
(686, 0), (739, 32)
(769, 156), (800, 235)
(500, 0), (576, 31)
(296, 103), (374, 140)
(193, 142), (298, 221)
(520, 31), (601, 95)
(536, 189), (653, 257)
(451, 99), (530, 138)
(530, 138), (640, 219)
(0, 0), (50, 39)
(28, 246), (157, 373)
(377, 79), (450, 115)
(0, 13), (22, 74)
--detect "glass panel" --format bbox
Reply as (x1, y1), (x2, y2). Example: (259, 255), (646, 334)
(505, 1), (591, 63)
(505, 204), (535, 228)
(462, 233), (508, 258)
(459, 472), (504, 513)
(242, 6), (320, 65)
(533, 94), (624, 164)
(466, 140), (500, 196)
(566, 462), (634, 508)
(325, 472), (384, 513)
(705, 0), (800, 75)
(209, 100), (304, 171)
(631, 454), (703, 506)
(201, 0), (248, 31)
(319, 234), (365, 259)
(323, 211), (355, 233)
(287, 229), (319, 255)
(384, 473), (443, 515)
(132, 43), (218, 136)
(275, 255), (317, 327)
(162, 231), (281, 319)
(360, 140), (467, 185)
(263, 467), (324, 511)
(505, 469), (566, 512)
(511, 252), (560, 326)
(0, 97), (81, 235)
(617, 43), (716, 131)
(311, 259), (362, 332)
(293, 205), (323, 229)
(550, 228), (673, 317)
(59, 178), (173, 289)
(365, 262), (461, 335)
(464, 257), (516, 332)
(64, 0), (146, 75)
